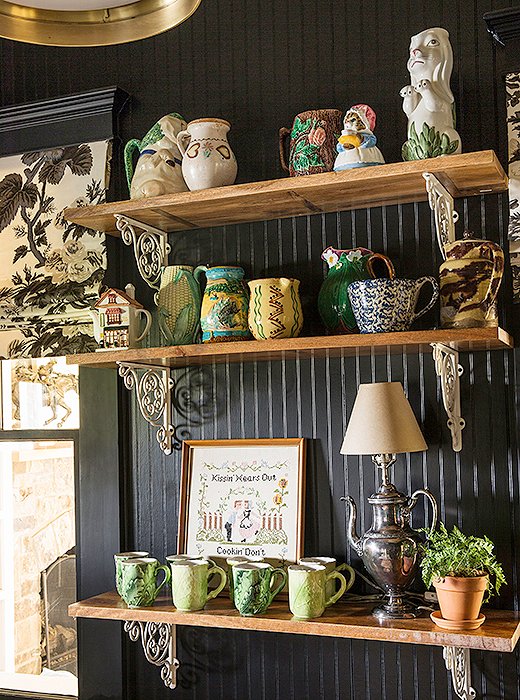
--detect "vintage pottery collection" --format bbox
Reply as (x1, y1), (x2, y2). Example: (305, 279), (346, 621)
(119, 557), (170, 608)
(288, 563), (347, 619)
(232, 562), (287, 616)
(248, 277), (303, 340)
(299, 556), (355, 600)
(348, 277), (439, 333)
(318, 247), (395, 334)
(177, 118), (238, 191)
(155, 264), (206, 345)
(91, 283), (152, 350)
(114, 551), (149, 596)
(200, 266), (250, 343)
(333, 104), (385, 171)
(169, 559), (226, 611)
(124, 113), (188, 199)
(439, 234), (504, 328)
(401, 28), (461, 160)
(279, 109), (343, 176)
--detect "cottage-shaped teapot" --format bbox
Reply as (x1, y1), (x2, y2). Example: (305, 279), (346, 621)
(91, 283), (152, 351)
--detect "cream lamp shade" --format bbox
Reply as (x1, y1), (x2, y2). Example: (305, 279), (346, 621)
(341, 382), (427, 455)
(0, 0), (203, 46)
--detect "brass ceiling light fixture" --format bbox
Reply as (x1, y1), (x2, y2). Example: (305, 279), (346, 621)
(0, 0), (203, 46)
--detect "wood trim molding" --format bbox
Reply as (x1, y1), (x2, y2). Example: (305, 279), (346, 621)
(484, 8), (520, 46)
(0, 86), (129, 156)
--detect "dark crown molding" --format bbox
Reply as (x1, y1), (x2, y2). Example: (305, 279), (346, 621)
(0, 86), (129, 156)
(484, 7), (520, 46)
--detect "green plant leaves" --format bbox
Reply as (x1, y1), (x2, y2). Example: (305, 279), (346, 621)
(402, 122), (459, 161)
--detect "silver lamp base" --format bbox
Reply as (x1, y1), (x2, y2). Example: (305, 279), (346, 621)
(372, 594), (418, 620)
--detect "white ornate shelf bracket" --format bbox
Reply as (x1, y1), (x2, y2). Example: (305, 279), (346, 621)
(115, 214), (170, 290)
(431, 343), (465, 452)
(443, 646), (477, 699)
(124, 620), (179, 690)
(423, 172), (459, 259)
(117, 362), (179, 455)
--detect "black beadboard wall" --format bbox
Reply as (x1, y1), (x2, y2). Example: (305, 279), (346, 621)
(2, 1), (520, 698)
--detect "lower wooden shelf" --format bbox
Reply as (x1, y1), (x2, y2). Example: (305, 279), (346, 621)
(66, 326), (514, 369)
(69, 591), (520, 653)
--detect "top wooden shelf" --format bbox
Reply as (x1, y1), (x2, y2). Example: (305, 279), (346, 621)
(69, 591), (520, 653)
(64, 151), (507, 235)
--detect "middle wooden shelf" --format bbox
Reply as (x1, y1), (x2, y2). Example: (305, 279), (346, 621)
(66, 326), (513, 369)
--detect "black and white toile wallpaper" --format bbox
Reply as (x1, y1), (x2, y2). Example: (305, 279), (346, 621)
(0, 139), (110, 358)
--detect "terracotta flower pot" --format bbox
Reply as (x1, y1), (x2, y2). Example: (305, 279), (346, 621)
(433, 575), (488, 620)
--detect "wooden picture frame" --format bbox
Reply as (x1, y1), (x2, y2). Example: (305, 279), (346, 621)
(178, 438), (306, 566)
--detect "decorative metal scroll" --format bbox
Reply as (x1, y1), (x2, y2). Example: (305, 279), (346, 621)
(118, 362), (180, 454)
(124, 620), (179, 690)
(115, 214), (170, 290)
(423, 172), (459, 258)
(431, 343), (465, 452)
(443, 646), (477, 700)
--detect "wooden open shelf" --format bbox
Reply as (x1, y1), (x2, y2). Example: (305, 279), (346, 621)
(63, 151), (507, 235)
(66, 327), (513, 369)
(69, 591), (520, 652)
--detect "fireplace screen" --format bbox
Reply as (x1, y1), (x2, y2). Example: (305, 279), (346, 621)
(41, 553), (77, 674)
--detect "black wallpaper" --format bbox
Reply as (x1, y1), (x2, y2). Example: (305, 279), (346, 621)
(2, 1), (520, 698)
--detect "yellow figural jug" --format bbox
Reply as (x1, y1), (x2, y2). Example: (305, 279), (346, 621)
(247, 278), (303, 340)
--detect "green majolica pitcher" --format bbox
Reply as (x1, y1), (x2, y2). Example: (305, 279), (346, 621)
(318, 247), (394, 334)
(155, 265), (206, 345)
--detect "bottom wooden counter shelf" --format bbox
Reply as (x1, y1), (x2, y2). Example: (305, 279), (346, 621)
(69, 591), (520, 698)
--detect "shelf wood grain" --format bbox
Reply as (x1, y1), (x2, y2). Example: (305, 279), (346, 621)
(69, 591), (520, 652)
(66, 327), (513, 369)
(63, 151), (507, 235)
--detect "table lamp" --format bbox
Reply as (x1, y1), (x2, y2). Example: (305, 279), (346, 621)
(341, 381), (438, 620)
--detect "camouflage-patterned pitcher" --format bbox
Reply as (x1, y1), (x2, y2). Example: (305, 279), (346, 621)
(439, 233), (504, 328)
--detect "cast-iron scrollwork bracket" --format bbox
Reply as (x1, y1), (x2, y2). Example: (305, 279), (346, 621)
(443, 646), (477, 699)
(423, 172), (459, 258)
(124, 621), (179, 690)
(117, 362), (181, 455)
(431, 343), (465, 452)
(115, 214), (170, 290)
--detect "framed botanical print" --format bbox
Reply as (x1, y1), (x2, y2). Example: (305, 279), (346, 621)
(178, 438), (306, 566)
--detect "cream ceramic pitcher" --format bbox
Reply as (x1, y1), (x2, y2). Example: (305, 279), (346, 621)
(248, 278), (303, 340)
(177, 118), (238, 191)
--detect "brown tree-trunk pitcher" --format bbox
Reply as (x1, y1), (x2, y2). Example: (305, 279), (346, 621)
(279, 109), (342, 176)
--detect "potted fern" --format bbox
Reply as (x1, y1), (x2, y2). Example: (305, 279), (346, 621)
(420, 524), (506, 629)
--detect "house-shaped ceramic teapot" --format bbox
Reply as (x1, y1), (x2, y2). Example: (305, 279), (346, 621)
(91, 283), (152, 351)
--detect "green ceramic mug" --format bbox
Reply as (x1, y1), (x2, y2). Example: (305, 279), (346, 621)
(114, 551), (149, 596)
(288, 563), (347, 619)
(120, 557), (170, 608)
(299, 557), (355, 600)
(226, 555), (264, 604)
(170, 559), (227, 611)
(232, 562), (287, 616)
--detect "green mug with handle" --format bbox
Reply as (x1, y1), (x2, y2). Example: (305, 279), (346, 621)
(120, 557), (170, 608)
(299, 557), (355, 600)
(114, 551), (149, 596)
(232, 562), (287, 616)
(288, 563), (347, 619)
(170, 559), (227, 611)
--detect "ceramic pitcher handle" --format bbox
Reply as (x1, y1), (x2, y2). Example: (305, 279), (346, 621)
(481, 243), (505, 315)
(366, 253), (395, 280)
(334, 563), (356, 593)
(279, 127), (291, 172)
(268, 567), (287, 603)
(325, 571), (347, 607)
(193, 265), (208, 285)
(410, 276), (439, 323)
(135, 309), (153, 342)
(155, 564), (171, 595)
(123, 138), (141, 190)
(176, 129), (191, 158)
(206, 565), (227, 601)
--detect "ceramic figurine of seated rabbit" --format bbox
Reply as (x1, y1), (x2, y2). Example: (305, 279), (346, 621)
(124, 113), (188, 199)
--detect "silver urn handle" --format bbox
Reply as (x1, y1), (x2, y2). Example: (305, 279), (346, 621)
(402, 488), (439, 539)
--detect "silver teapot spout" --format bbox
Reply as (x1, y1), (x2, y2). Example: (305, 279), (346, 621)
(341, 495), (363, 556)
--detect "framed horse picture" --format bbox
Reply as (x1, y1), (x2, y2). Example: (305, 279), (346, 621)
(178, 438), (306, 567)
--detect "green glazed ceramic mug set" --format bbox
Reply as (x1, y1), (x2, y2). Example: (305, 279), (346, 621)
(114, 551), (356, 619)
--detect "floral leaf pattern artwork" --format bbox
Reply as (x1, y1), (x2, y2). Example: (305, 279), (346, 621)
(0, 140), (110, 356)
(506, 72), (520, 303)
